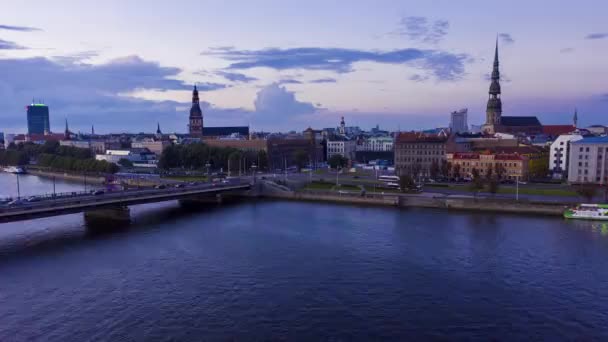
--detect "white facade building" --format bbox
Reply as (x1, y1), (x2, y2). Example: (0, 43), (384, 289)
(96, 148), (157, 166)
(449, 108), (468, 133)
(327, 139), (356, 161)
(357, 136), (394, 152)
(549, 133), (583, 178)
(567, 137), (608, 184)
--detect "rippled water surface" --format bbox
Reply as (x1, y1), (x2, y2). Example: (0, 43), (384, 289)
(1, 174), (608, 340)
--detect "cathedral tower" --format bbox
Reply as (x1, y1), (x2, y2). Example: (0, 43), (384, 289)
(189, 85), (203, 136)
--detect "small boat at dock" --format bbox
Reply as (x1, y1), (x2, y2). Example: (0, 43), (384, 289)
(564, 204), (608, 221)
(2, 166), (27, 174)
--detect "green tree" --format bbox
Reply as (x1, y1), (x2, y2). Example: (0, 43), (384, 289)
(328, 154), (347, 169)
(430, 160), (440, 180)
(294, 150), (308, 172)
(441, 160), (451, 179)
(118, 158), (134, 168)
(256, 150), (268, 171)
(575, 184), (597, 202)
(452, 163), (461, 180)
(399, 175), (416, 193)
(470, 168), (484, 193)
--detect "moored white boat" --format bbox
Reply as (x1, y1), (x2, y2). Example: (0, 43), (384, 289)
(2, 166), (26, 174)
(564, 204), (608, 221)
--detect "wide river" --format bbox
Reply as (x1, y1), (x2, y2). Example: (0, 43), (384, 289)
(1, 173), (608, 340)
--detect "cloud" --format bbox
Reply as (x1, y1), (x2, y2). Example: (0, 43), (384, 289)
(0, 39), (26, 50)
(215, 70), (258, 83)
(309, 78), (337, 84)
(278, 79), (303, 85)
(409, 74), (429, 82)
(560, 47), (575, 53)
(51, 51), (100, 64)
(253, 83), (316, 119)
(585, 33), (608, 40)
(499, 33), (515, 44)
(0, 24), (41, 32)
(197, 83), (320, 130)
(203, 46), (469, 81)
(392, 16), (449, 44)
(0, 56), (227, 132)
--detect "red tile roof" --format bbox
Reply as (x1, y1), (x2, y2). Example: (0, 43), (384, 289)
(542, 125), (575, 136)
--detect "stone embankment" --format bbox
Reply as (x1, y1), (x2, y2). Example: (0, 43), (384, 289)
(27, 169), (107, 184)
(255, 181), (568, 216)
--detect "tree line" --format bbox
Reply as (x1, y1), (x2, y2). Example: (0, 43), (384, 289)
(158, 143), (269, 172)
(37, 153), (119, 174)
(1, 141), (117, 174)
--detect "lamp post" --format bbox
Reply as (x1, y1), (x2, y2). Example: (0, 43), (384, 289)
(336, 167), (340, 187)
(53, 176), (56, 198)
(206, 162), (211, 182)
(251, 163), (257, 184)
(516, 175), (519, 201)
(16, 173), (21, 199)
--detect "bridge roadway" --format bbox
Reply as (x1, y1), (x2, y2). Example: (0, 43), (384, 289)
(0, 182), (251, 224)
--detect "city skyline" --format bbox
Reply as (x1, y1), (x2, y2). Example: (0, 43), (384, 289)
(0, 0), (607, 133)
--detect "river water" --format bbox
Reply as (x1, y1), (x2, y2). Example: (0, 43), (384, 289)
(1, 173), (608, 340)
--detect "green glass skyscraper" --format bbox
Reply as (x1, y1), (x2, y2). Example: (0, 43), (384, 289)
(27, 103), (50, 135)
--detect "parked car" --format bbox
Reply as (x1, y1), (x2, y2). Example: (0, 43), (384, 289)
(154, 184), (166, 189)
(174, 183), (185, 188)
(27, 196), (41, 202)
(8, 199), (25, 206)
(93, 190), (105, 195)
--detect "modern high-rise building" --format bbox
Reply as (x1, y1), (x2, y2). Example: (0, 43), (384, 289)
(449, 108), (468, 133)
(188, 85), (203, 137)
(27, 102), (50, 135)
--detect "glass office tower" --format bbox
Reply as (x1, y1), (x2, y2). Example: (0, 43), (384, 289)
(27, 104), (50, 135)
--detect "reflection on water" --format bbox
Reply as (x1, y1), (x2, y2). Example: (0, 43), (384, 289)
(2, 175), (608, 340)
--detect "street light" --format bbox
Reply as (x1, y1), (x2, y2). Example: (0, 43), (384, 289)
(16, 173), (21, 199)
(251, 163), (257, 184)
(206, 162), (211, 182)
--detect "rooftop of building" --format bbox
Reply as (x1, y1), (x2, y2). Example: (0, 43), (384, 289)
(542, 125), (575, 136)
(395, 132), (448, 143)
(203, 126), (249, 137)
(500, 116), (542, 126)
(572, 136), (608, 144)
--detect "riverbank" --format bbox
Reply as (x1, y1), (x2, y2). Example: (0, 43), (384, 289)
(255, 183), (570, 216)
(27, 169), (107, 185)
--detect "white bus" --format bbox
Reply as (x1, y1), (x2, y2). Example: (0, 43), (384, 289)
(378, 175), (400, 183)
(385, 182), (400, 189)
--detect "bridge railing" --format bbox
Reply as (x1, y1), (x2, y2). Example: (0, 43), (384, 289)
(0, 182), (251, 214)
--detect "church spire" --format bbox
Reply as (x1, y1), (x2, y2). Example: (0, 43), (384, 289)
(189, 84), (203, 136)
(483, 38), (503, 133)
(156, 122), (162, 135)
(491, 37), (500, 85)
(64, 118), (70, 139)
(192, 84), (199, 104)
(573, 108), (578, 128)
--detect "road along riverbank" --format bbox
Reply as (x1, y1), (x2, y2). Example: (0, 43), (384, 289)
(251, 182), (570, 216)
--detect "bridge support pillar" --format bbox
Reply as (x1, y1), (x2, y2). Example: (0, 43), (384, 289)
(179, 194), (223, 207)
(84, 205), (131, 229)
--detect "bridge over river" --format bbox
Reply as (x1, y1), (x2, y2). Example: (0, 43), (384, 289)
(0, 182), (251, 224)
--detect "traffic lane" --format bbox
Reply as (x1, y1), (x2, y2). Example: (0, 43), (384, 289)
(0, 182), (248, 212)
